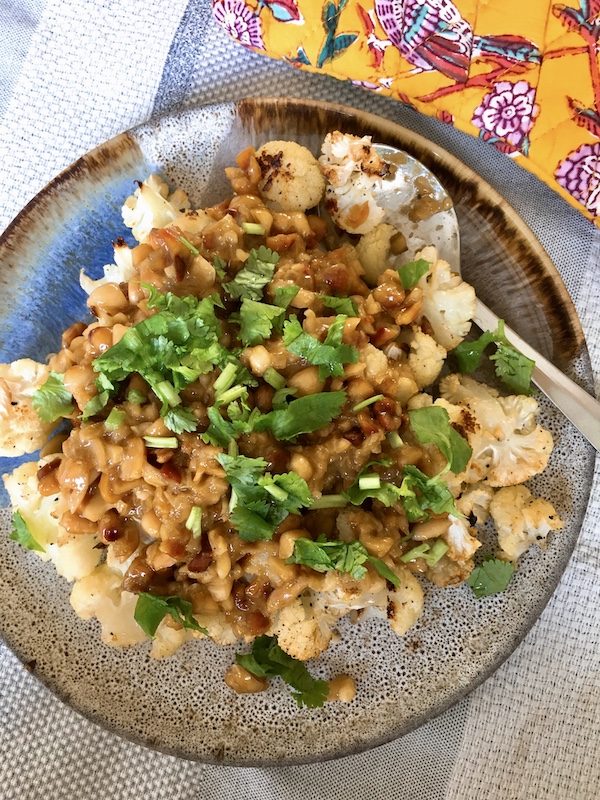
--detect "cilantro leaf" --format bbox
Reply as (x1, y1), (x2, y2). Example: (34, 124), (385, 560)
(236, 635), (328, 708)
(82, 390), (110, 421)
(239, 299), (284, 346)
(367, 556), (400, 587)
(254, 391), (346, 440)
(408, 406), (472, 474)
(454, 330), (496, 372)
(32, 372), (74, 422)
(273, 285), (300, 308)
(287, 535), (373, 581)
(217, 454), (313, 541)
(400, 538), (449, 566)
(467, 557), (515, 598)
(9, 511), (44, 553)
(490, 340), (535, 396)
(398, 258), (430, 289)
(343, 459), (403, 507)
(223, 246), (279, 301)
(282, 315), (359, 380)
(399, 464), (461, 520)
(213, 255), (227, 279)
(163, 405), (197, 434)
(201, 406), (237, 447)
(454, 320), (534, 395)
(92, 290), (233, 429)
(318, 295), (358, 316)
(134, 593), (208, 638)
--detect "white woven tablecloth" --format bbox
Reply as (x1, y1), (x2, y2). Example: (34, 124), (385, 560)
(0, 2), (598, 798)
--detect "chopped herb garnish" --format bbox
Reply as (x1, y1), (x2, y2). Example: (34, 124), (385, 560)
(387, 431), (403, 449)
(254, 391), (346, 440)
(352, 394), (384, 412)
(241, 222), (266, 236)
(239, 299), (285, 346)
(318, 294), (358, 316)
(134, 593), (208, 638)
(127, 388), (147, 404)
(263, 367), (285, 390)
(163, 405), (197, 434)
(104, 408), (125, 431)
(310, 494), (348, 509)
(9, 511), (44, 553)
(236, 635), (328, 708)
(467, 557), (515, 598)
(287, 536), (401, 587)
(91, 289), (232, 429)
(398, 258), (430, 289)
(283, 315), (359, 380)
(343, 459), (402, 507)
(143, 435), (178, 449)
(287, 535), (370, 580)
(400, 539), (449, 566)
(32, 372), (74, 422)
(185, 506), (203, 537)
(217, 454), (313, 541)
(399, 464), (461, 521)
(454, 320), (535, 395)
(178, 235), (199, 256)
(213, 255), (227, 279)
(223, 246), (279, 301)
(273, 285), (300, 309)
(408, 406), (472, 474)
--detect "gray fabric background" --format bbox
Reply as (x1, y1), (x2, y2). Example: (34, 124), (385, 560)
(0, 2), (598, 797)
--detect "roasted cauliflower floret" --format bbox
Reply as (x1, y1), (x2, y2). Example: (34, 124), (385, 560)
(320, 132), (390, 234)
(456, 483), (495, 525)
(70, 550), (148, 648)
(122, 174), (190, 242)
(355, 222), (399, 284)
(256, 140), (325, 212)
(416, 246), (475, 350)
(0, 360), (56, 457)
(440, 374), (553, 487)
(490, 485), (564, 561)
(80, 237), (138, 295)
(4, 460), (102, 581)
(273, 592), (342, 661)
(406, 328), (447, 389)
(442, 515), (482, 562)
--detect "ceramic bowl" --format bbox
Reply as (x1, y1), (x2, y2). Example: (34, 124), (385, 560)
(0, 97), (594, 765)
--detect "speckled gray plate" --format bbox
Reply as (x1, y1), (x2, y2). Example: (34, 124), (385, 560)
(0, 98), (595, 766)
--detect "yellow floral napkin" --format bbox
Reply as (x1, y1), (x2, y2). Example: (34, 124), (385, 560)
(212, 0), (600, 226)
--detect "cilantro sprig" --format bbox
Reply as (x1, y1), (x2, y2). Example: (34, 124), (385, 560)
(217, 454), (313, 541)
(318, 295), (358, 316)
(134, 593), (208, 638)
(408, 406), (472, 474)
(239, 298), (284, 346)
(90, 288), (247, 433)
(236, 635), (329, 708)
(254, 391), (346, 440)
(467, 557), (515, 598)
(398, 464), (461, 521)
(398, 258), (430, 289)
(32, 372), (74, 423)
(454, 320), (535, 395)
(286, 535), (401, 587)
(342, 459), (403, 507)
(9, 511), (45, 553)
(283, 315), (359, 380)
(223, 246), (279, 301)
